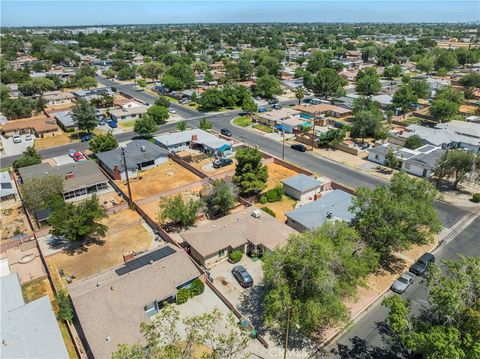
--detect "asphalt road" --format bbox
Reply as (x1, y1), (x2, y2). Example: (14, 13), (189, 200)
(325, 216), (480, 358)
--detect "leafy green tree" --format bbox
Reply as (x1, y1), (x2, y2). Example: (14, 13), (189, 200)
(456, 48), (479, 67)
(158, 195), (202, 229)
(263, 221), (378, 336)
(317, 128), (346, 148)
(20, 174), (64, 211)
(241, 94), (258, 114)
(256, 74), (282, 99)
(383, 64), (402, 79)
(310, 68), (346, 99)
(377, 46), (398, 66)
(383, 256), (480, 359)
(350, 108), (383, 142)
(133, 116), (157, 137)
(155, 96), (171, 108)
(163, 63), (195, 90)
(383, 147), (400, 170)
(434, 49), (458, 71)
(202, 180), (237, 218)
(0, 97), (35, 119)
(116, 66), (136, 81)
(459, 72), (480, 88)
(404, 134), (423, 149)
(89, 132), (118, 153)
(436, 86), (464, 104)
(13, 146), (42, 170)
(410, 79), (431, 99)
(233, 147), (268, 197)
(49, 195), (108, 242)
(76, 76), (97, 89)
(294, 87), (305, 105)
(146, 105), (169, 125)
(199, 117), (212, 131)
(56, 290), (74, 323)
(355, 67), (381, 95)
(199, 88), (224, 111)
(138, 62), (164, 81)
(429, 99), (460, 123)
(434, 149), (479, 190)
(102, 68), (116, 79)
(136, 79), (147, 88)
(416, 55), (435, 74)
(72, 99), (97, 133)
(176, 120), (187, 131)
(90, 93), (114, 108)
(18, 77), (56, 96)
(351, 172), (442, 261)
(392, 84), (418, 115)
(361, 45), (378, 62)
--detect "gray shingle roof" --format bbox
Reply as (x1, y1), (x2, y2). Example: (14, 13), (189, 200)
(0, 171), (16, 199)
(285, 190), (355, 230)
(96, 140), (169, 172)
(154, 129), (230, 150)
(54, 111), (75, 128)
(404, 148), (445, 170)
(282, 174), (323, 193)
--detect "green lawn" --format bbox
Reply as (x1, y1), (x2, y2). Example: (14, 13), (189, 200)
(253, 124), (273, 133)
(118, 119), (136, 128)
(233, 116), (252, 127)
(403, 116), (423, 125)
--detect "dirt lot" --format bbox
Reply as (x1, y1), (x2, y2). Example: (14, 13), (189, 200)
(117, 161), (201, 201)
(45, 209), (153, 281)
(1, 203), (32, 242)
(259, 195), (297, 222)
(190, 158), (236, 176)
(35, 132), (73, 149)
(264, 162), (301, 191)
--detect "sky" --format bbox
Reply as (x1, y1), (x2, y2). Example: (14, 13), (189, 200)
(1, 1), (479, 27)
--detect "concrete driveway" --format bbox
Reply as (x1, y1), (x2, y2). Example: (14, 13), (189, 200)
(1, 135), (35, 156)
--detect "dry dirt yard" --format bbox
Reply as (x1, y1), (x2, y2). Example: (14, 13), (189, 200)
(260, 195), (298, 223)
(117, 161), (201, 201)
(45, 208), (153, 281)
(264, 162), (301, 191)
(1, 203), (32, 242)
(190, 158), (236, 176)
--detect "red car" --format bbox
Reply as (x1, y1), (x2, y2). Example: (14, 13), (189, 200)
(73, 152), (86, 162)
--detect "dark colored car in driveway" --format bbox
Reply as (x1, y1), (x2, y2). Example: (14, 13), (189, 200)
(213, 158), (233, 168)
(221, 128), (232, 137)
(232, 265), (254, 288)
(409, 252), (435, 276)
(291, 144), (307, 152)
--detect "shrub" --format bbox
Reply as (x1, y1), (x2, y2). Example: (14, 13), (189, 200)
(265, 185), (284, 203)
(176, 288), (191, 304)
(229, 250), (243, 263)
(57, 290), (74, 322)
(472, 193), (480, 203)
(259, 196), (268, 204)
(190, 278), (205, 296)
(261, 207), (276, 217)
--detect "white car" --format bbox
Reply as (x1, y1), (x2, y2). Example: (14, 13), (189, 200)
(12, 135), (22, 144)
(25, 134), (33, 141)
(169, 108), (176, 114)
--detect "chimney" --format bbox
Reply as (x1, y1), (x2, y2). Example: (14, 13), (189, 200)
(140, 145), (146, 152)
(65, 172), (74, 180)
(191, 134), (198, 141)
(113, 165), (121, 181)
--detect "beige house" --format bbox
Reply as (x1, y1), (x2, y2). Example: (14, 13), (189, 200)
(257, 108), (301, 127)
(180, 206), (297, 268)
(43, 91), (75, 106)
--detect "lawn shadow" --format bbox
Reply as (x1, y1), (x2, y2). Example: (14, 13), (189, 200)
(378, 254), (405, 275)
(47, 235), (106, 255)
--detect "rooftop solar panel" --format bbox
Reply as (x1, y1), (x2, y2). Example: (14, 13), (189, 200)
(115, 246), (177, 276)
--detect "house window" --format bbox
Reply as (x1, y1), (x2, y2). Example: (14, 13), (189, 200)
(218, 249), (226, 257)
(375, 155), (380, 160)
(63, 191), (75, 200)
(404, 163), (411, 170)
(96, 182), (108, 191)
(144, 302), (157, 317)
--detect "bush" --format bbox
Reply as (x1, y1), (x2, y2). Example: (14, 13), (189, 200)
(259, 196), (268, 204)
(190, 278), (205, 296)
(265, 185), (284, 203)
(261, 207), (276, 217)
(229, 250), (243, 263)
(176, 288), (191, 304)
(472, 193), (480, 203)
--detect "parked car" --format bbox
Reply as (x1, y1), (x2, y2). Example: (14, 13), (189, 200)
(73, 152), (86, 162)
(409, 253), (435, 276)
(68, 149), (76, 157)
(267, 98), (278, 105)
(25, 134), (33, 141)
(98, 119), (106, 126)
(107, 120), (118, 128)
(232, 265), (254, 288)
(390, 272), (415, 294)
(221, 128), (232, 137)
(258, 107), (268, 113)
(213, 158), (233, 168)
(12, 134), (22, 144)
(80, 134), (91, 142)
(291, 144), (307, 152)
(271, 104), (282, 110)
(169, 108), (176, 114)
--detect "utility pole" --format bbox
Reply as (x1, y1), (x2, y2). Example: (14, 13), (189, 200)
(121, 147), (133, 207)
(311, 119), (316, 151)
(284, 306), (291, 359)
(282, 130), (285, 160)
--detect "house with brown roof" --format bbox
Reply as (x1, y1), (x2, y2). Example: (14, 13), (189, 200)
(293, 104), (353, 119)
(1, 116), (59, 137)
(180, 206), (297, 268)
(68, 245), (201, 359)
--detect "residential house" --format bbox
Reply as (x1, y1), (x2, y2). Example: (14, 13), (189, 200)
(18, 160), (110, 201)
(257, 108), (301, 128)
(42, 90), (75, 106)
(1, 273), (69, 359)
(154, 129), (233, 155)
(68, 245), (201, 359)
(72, 87), (113, 101)
(281, 174), (325, 203)
(54, 111), (75, 131)
(282, 78), (304, 91)
(1, 116), (58, 137)
(96, 140), (169, 180)
(0, 171), (17, 202)
(293, 104), (353, 125)
(180, 206), (297, 268)
(109, 104), (148, 122)
(368, 143), (445, 178)
(285, 190), (355, 232)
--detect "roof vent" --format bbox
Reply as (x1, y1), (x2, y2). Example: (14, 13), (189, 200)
(251, 210), (261, 218)
(96, 282), (101, 287)
(141, 145), (146, 152)
(106, 336), (111, 342)
(326, 211), (333, 219)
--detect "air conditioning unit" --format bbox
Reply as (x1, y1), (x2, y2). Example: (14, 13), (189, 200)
(251, 210), (261, 219)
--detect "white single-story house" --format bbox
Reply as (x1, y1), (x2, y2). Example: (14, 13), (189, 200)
(109, 104), (148, 122)
(0, 171), (17, 202)
(154, 129), (232, 155)
(43, 91), (75, 106)
(281, 174), (324, 202)
(96, 140), (169, 180)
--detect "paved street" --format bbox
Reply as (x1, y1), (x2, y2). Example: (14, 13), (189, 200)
(324, 216), (480, 358)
